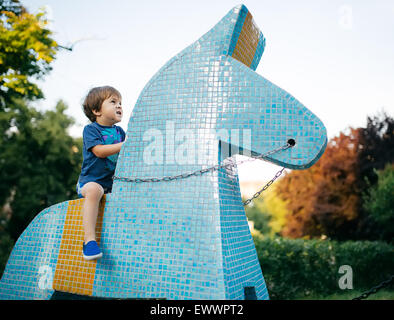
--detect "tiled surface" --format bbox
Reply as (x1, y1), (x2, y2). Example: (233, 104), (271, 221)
(217, 147), (268, 299)
(0, 202), (67, 300)
(0, 4), (326, 300)
(232, 12), (259, 68)
(53, 196), (106, 296)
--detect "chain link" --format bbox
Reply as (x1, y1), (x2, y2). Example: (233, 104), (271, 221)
(112, 142), (292, 208)
(113, 141), (392, 300)
(352, 275), (394, 300)
(113, 142), (292, 185)
(242, 167), (285, 206)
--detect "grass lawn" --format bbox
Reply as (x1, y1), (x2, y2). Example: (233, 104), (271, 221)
(294, 289), (394, 300)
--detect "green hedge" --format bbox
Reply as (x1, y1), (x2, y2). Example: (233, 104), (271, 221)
(254, 236), (394, 300)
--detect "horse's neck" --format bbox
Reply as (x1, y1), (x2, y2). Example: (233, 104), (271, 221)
(117, 119), (222, 179)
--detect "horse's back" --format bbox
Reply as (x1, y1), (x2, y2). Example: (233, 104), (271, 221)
(0, 196), (107, 300)
(0, 201), (69, 299)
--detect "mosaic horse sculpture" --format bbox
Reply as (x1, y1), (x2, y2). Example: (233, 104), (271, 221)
(0, 5), (327, 300)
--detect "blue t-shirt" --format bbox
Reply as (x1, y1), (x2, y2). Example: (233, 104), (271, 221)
(78, 122), (126, 190)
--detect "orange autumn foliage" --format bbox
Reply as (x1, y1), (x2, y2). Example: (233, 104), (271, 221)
(277, 128), (361, 239)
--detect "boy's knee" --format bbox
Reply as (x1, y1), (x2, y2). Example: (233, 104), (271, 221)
(82, 182), (104, 199)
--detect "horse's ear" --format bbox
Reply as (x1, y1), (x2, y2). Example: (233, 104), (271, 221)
(224, 5), (266, 71)
(196, 5), (265, 71)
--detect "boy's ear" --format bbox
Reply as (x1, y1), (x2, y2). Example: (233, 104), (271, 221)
(92, 109), (101, 117)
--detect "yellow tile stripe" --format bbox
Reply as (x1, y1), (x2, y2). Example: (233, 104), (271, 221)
(53, 195), (106, 296)
(231, 12), (260, 68)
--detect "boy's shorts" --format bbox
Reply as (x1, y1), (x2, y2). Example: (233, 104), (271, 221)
(76, 181), (112, 198)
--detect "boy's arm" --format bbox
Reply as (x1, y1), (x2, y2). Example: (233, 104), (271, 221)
(91, 142), (123, 158)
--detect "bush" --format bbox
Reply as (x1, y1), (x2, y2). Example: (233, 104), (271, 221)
(254, 236), (394, 299)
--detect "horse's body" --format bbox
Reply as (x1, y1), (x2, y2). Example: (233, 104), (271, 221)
(0, 5), (326, 300)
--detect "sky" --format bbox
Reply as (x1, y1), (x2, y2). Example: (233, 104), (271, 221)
(23, 0), (394, 182)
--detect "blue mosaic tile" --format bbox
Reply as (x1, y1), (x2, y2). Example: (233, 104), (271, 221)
(0, 202), (67, 299)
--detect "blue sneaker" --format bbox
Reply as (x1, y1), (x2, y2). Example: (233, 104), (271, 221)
(82, 240), (102, 260)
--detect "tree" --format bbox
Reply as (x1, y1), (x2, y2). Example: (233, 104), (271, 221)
(263, 184), (290, 236)
(243, 182), (291, 237)
(1, 99), (83, 242)
(0, 1), (75, 277)
(276, 111), (394, 240)
(358, 111), (394, 186)
(0, 0), (58, 107)
(277, 128), (361, 239)
(0, 0), (25, 15)
(244, 195), (272, 236)
(0, 0), (59, 163)
(363, 164), (394, 242)
(355, 111), (394, 238)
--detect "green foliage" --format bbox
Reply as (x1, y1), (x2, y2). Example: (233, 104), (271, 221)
(0, 99), (82, 276)
(244, 195), (272, 235)
(262, 184), (289, 235)
(0, 232), (13, 276)
(0, 0), (58, 106)
(244, 183), (290, 237)
(363, 164), (394, 242)
(0, 99), (82, 243)
(0, 1), (64, 276)
(253, 235), (394, 299)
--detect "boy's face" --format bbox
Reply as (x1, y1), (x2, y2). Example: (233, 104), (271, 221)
(94, 95), (123, 126)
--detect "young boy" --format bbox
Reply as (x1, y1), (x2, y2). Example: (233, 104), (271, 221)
(77, 86), (126, 260)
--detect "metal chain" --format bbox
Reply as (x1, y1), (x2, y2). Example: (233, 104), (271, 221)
(113, 141), (392, 301)
(113, 142), (292, 208)
(352, 275), (394, 300)
(242, 167), (285, 206)
(113, 143), (292, 185)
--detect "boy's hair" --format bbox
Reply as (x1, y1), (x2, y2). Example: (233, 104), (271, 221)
(82, 86), (122, 122)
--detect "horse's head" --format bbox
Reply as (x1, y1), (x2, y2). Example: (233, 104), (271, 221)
(190, 4), (327, 169)
(116, 4), (327, 182)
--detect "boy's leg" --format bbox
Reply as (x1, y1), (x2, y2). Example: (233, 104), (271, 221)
(80, 182), (104, 244)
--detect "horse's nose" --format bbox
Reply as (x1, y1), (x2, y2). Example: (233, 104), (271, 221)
(299, 114), (327, 166)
